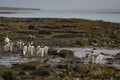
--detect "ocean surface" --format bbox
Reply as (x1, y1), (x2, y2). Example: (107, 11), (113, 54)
(0, 10), (120, 23)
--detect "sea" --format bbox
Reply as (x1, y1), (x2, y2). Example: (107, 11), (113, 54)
(0, 9), (120, 23)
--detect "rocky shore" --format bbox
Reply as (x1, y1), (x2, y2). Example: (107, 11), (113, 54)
(0, 17), (120, 80)
(0, 17), (120, 48)
(0, 49), (120, 80)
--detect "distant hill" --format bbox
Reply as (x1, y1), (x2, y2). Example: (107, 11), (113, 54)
(0, 7), (40, 10)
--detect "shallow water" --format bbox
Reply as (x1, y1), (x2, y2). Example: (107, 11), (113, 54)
(0, 48), (120, 68)
(55, 48), (120, 69)
(0, 10), (120, 23)
(0, 54), (38, 67)
(56, 48), (120, 57)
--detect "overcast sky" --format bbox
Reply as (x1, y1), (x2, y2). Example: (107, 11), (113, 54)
(0, 0), (120, 10)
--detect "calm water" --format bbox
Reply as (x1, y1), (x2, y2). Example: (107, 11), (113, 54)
(0, 10), (120, 23)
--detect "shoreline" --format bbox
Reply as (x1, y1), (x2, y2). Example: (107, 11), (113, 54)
(0, 16), (120, 24)
(0, 10), (120, 23)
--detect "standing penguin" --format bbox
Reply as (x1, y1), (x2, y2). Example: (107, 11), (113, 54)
(88, 51), (95, 64)
(4, 35), (10, 44)
(23, 45), (27, 56)
(96, 53), (103, 65)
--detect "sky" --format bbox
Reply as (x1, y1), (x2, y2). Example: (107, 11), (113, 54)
(0, 0), (120, 10)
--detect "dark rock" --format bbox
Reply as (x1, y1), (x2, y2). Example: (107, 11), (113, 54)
(2, 71), (13, 80)
(11, 63), (21, 70)
(47, 76), (62, 80)
(18, 71), (26, 75)
(32, 68), (52, 76)
(73, 57), (83, 64)
(28, 25), (38, 30)
(106, 60), (113, 64)
(58, 50), (74, 58)
(22, 65), (36, 71)
(114, 53), (120, 59)
(93, 48), (97, 50)
(73, 64), (89, 73)
(12, 63), (20, 66)
(48, 49), (58, 55)
(73, 65), (81, 72)
(56, 64), (69, 69)
(39, 30), (52, 34)
(33, 18), (42, 22)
